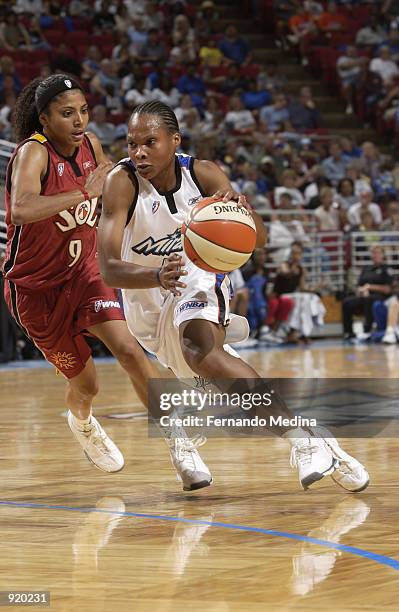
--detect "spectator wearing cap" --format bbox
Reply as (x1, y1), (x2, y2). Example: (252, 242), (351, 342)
(321, 140), (349, 185)
(288, 86), (320, 130)
(87, 105), (115, 148)
(109, 124), (128, 162)
(260, 93), (291, 132)
(218, 24), (252, 66)
(197, 1), (220, 36)
(348, 189), (383, 228)
(258, 156), (279, 193)
(370, 46), (399, 86)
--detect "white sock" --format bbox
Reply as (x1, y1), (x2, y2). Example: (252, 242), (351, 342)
(71, 413), (92, 431)
(282, 427), (309, 444)
(386, 326), (394, 333)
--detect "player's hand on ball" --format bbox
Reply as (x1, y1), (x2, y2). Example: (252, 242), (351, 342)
(84, 161), (114, 198)
(158, 254), (187, 296)
(212, 189), (253, 212)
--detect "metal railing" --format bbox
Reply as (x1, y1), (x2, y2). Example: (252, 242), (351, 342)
(351, 231), (399, 274)
(261, 209), (346, 291)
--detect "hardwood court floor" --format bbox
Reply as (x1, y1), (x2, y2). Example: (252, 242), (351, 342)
(0, 342), (398, 611)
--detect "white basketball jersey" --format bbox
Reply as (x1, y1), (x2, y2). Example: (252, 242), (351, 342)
(119, 153), (209, 347)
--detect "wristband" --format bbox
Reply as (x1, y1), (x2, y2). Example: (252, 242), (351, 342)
(80, 187), (90, 201)
(156, 269), (163, 288)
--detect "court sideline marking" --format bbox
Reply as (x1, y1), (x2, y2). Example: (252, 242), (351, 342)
(0, 500), (398, 571)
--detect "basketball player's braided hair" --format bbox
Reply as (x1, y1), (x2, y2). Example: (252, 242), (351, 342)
(13, 77), (43, 142)
(132, 101), (180, 134)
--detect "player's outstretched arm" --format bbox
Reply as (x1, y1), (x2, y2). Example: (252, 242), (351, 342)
(98, 166), (187, 295)
(193, 159), (267, 248)
(10, 142), (112, 225)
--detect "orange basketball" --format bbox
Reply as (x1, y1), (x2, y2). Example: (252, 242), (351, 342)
(181, 197), (257, 273)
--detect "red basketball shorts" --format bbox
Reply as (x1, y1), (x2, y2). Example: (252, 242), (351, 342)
(4, 272), (125, 379)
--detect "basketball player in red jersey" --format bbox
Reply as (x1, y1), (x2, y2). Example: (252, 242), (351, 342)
(2, 75), (185, 478)
(98, 101), (369, 493)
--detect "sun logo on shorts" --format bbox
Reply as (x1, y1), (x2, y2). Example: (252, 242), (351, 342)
(51, 351), (77, 370)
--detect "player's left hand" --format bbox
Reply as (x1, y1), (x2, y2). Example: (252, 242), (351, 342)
(212, 189), (253, 212)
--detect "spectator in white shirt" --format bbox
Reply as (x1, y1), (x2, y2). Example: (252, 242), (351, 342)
(274, 169), (305, 207)
(348, 190), (382, 228)
(224, 96), (256, 134)
(314, 187), (342, 231)
(370, 46), (399, 86)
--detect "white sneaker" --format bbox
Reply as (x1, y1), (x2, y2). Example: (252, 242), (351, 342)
(382, 329), (396, 344)
(290, 436), (338, 490)
(259, 330), (283, 344)
(310, 426), (369, 492)
(67, 411), (124, 473)
(168, 437), (213, 491)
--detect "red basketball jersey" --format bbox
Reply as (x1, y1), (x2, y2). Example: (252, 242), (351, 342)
(3, 132), (100, 290)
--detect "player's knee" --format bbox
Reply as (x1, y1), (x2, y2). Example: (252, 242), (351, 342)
(182, 343), (223, 375)
(73, 378), (99, 400)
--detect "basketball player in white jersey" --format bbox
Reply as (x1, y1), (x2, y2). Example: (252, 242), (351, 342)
(98, 101), (369, 494)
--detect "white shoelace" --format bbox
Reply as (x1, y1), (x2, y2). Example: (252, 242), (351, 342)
(172, 436), (206, 466)
(84, 422), (110, 453)
(290, 441), (318, 468)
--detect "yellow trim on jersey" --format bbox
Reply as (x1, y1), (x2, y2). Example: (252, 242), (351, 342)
(30, 132), (48, 143)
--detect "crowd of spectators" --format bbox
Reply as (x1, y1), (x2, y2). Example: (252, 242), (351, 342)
(2, 0), (399, 357)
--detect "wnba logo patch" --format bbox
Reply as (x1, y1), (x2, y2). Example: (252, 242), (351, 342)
(57, 163), (64, 177)
(94, 299), (121, 312)
(152, 201), (160, 214)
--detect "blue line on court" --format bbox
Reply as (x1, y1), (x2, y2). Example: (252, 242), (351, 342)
(0, 499), (398, 572)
